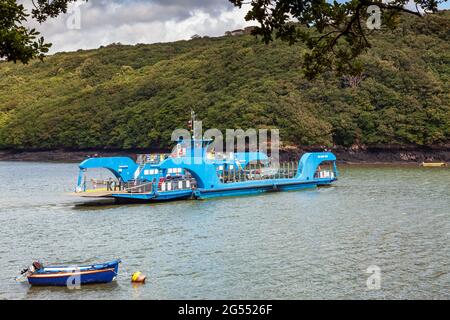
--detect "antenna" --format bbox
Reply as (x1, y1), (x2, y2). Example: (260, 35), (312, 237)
(189, 109), (196, 133)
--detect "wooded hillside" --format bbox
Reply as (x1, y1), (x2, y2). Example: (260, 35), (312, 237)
(0, 11), (448, 151)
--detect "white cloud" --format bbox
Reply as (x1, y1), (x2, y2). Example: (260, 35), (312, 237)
(23, 0), (253, 53)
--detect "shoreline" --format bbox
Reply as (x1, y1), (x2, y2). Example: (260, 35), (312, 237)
(0, 146), (449, 165)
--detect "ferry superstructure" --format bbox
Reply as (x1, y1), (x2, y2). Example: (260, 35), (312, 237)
(74, 137), (338, 202)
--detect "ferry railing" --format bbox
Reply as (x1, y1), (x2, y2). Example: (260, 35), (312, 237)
(81, 179), (117, 193)
(136, 153), (171, 164)
(124, 181), (153, 194)
(220, 162), (299, 183)
(158, 179), (195, 192)
(314, 163), (335, 179)
(314, 170), (335, 179)
(80, 177), (158, 194)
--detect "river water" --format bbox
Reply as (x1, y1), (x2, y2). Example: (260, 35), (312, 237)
(0, 162), (449, 300)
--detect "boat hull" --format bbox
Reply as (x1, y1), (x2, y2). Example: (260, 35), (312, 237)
(107, 178), (337, 201)
(194, 179), (334, 200)
(112, 189), (193, 203)
(27, 260), (120, 287)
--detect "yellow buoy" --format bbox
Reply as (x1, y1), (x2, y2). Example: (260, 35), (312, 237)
(131, 272), (146, 283)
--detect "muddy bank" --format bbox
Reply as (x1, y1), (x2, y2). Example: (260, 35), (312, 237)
(282, 144), (450, 164)
(0, 150), (132, 163)
(333, 147), (450, 164)
(0, 145), (449, 164)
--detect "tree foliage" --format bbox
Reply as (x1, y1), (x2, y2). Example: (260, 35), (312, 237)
(0, 11), (448, 151)
(230, 0), (446, 78)
(0, 0), (85, 63)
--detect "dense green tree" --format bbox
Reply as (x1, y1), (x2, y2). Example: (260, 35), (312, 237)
(0, 11), (448, 150)
(230, 0), (446, 78)
(0, 0), (446, 75)
(0, 0), (85, 63)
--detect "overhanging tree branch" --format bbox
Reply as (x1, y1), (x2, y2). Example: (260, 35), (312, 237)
(229, 0), (447, 78)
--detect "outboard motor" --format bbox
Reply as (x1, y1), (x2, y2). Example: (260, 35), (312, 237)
(18, 261), (44, 280)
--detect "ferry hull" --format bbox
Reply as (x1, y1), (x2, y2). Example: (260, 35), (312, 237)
(108, 180), (336, 202)
(193, 179), (334, 200)
(112, 189), (193, 202)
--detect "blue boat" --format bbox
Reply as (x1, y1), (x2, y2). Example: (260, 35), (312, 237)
(72, 120), (338, 202)
(26, 260), (121, 286)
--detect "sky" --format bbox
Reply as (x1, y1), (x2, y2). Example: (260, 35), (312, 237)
(22, 0), (450, 54)
(23, 0), (254, 54)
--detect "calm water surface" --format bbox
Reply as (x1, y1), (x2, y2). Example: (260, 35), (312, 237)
(0, 162), (449, 300)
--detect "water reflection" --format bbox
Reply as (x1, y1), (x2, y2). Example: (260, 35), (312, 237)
(26, 282), (120, 299)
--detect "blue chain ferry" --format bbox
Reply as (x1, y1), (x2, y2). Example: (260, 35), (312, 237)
(74, 136), (338, 202)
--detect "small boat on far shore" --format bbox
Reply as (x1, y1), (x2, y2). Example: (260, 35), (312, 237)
(421, 162), (447, 167)
(19, 260), (121, 287)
